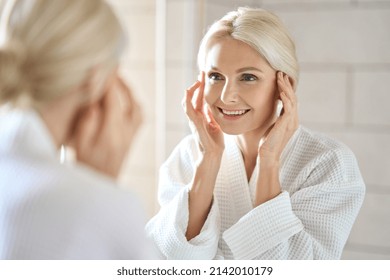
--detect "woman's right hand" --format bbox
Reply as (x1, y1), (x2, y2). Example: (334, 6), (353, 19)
(182, 72), (225, 159)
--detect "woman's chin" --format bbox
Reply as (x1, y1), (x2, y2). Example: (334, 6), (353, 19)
(219, 125), (244, 135)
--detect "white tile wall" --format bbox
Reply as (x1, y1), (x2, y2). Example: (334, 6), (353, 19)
(347, 193), (390, 248)
(353, 71), (390, 126)
(262, 0), (351, 3)
(166, 0), (198, 63)
(298, 72), (348, 124)
(326, 130), (390, 187)
(205, 1), (258, 30)
(165, 126), (190, 156)
(342, 249), (390, 260)
(164, 0), (202, 165)
(277, 9), (390, 64)
(165, 65), (193, 126)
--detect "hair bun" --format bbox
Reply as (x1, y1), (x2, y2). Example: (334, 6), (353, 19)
(0, 39), (29, 104)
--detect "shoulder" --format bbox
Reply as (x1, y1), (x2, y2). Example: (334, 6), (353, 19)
(287, 126), (364, 185)
(293, 126), (356, 161)
(26, 158), (146, 224)
(63, 163), (143, 210)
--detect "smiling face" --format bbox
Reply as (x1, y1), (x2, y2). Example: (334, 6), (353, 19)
(204, 37), (279, 136)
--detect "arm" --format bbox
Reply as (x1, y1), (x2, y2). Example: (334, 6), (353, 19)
(254, 71), (299, 206)
(182, 72), (224, 240)
(145, 137), (222, 259)
(187, 152), (222, 240)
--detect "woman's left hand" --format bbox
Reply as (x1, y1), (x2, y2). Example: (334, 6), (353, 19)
(258, 71), (299, 166)
(73, 73), (143, 179)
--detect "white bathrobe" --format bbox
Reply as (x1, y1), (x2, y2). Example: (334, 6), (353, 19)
(146, 126), (365, 259)
(0, 109), (155, 259)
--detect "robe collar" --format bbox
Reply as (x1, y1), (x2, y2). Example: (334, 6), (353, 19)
(0, 107), (58, 160)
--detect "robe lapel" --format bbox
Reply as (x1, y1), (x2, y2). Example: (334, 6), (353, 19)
(219, 135), (253, 221)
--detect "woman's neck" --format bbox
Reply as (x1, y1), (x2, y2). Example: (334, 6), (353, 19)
(37, 92), (80, 149)
(236, 129), (264, 181)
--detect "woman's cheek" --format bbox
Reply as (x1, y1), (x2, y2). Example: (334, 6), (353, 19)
(204, 83), (216, 105)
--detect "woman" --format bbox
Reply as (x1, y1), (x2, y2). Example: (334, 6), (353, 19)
(146, 7), (365, 259)
(0, 0), (154, 259)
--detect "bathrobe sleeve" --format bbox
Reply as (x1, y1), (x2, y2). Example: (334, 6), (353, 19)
(145, 136), (220, 259)
(222, 145), (365, 260)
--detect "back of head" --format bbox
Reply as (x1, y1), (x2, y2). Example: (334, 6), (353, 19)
(198, 7), (299, 88)
(0, 0), (125, 107)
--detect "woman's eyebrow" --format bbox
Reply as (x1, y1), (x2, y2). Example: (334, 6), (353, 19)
(209, 65), (221, 71)
(207, 66), (264, 73)
(236, 66), (264, 73)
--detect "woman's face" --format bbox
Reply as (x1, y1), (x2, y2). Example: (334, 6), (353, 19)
(204, 37), (279, 136)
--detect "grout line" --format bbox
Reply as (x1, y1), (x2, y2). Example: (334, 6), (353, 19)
(345, 66), (354, 127)
(344, 242), (390, 256)
(366, 185), (390, 195)
(260, 1), (390, 12)
(300, 63), (390, 72)
(300, 122), (390, 134)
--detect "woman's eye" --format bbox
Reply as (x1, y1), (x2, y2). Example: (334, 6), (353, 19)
(241, 74), (257, 81)
(208, 73), (223, 81)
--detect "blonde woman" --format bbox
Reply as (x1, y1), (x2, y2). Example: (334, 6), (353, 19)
(0, 0), (154, 259)
(146, 8), (365, 259)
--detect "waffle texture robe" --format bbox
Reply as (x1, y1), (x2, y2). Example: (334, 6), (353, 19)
(146, 126), (365, 259)
(0, 109), (155, 259)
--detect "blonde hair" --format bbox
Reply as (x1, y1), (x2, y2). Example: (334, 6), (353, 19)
(0, 0), (125, 107)
(198, 7), (299, 88)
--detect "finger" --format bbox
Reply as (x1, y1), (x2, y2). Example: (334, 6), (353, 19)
(74, 105), (100, 153)
(206, 107), (221, 131)
(277, 72), (289, 93)
(183, 81), (201, 118)
(259, 123), (276, 147)
(277, 72), (291, 91)
(205, 104), (218, 126)
(194, 72), (205, 111)
(116, 76), (133, 111)
(278, 72), (296, 104)
(279, 90), (293, 113)
(96, 80), (123, 141)
(128, 97), (143, 130)
(116, 77), (142, 124)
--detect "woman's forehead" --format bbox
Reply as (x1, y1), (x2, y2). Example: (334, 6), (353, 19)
(205, 37), (272, 72)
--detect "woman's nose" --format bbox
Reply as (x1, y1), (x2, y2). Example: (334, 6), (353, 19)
(220, 81), (239, 103)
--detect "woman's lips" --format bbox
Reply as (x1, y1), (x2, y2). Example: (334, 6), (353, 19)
(217, 107), (250, 119)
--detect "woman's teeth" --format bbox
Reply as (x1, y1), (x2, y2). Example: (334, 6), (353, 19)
(222, 109), (248, 116)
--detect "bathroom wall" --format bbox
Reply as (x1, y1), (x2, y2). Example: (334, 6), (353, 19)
(162, 0), (390, 259)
